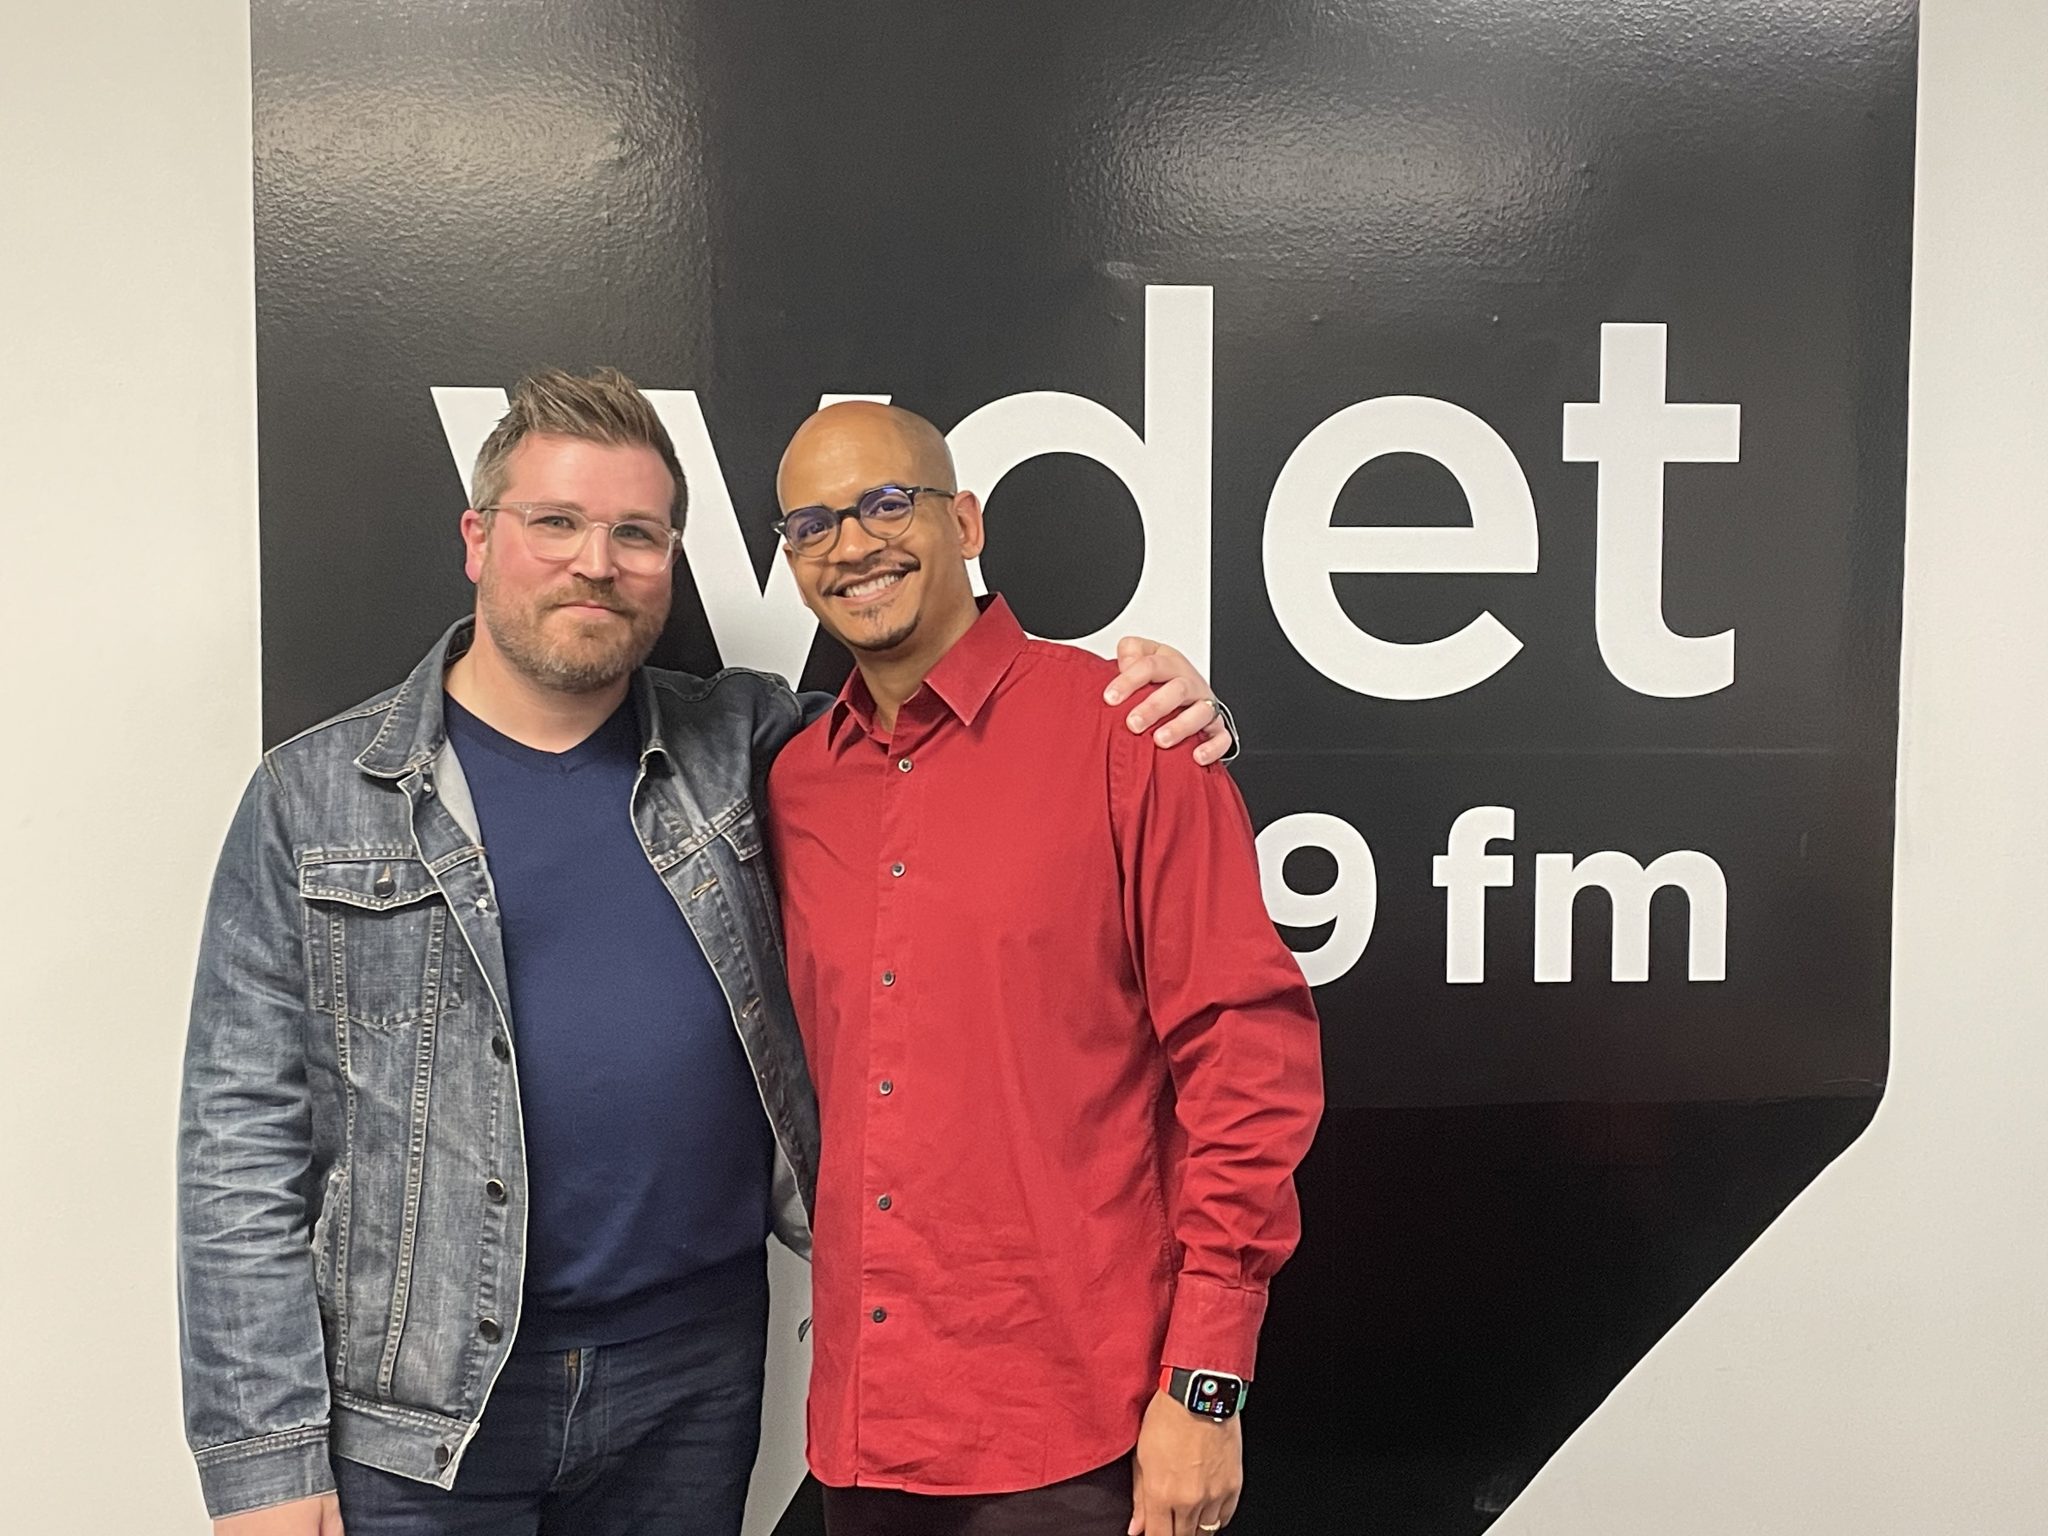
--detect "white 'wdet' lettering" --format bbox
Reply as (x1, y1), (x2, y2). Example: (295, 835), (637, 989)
(433, 385), (847, 682)
(438, 304), (1743, 703)
(947, 285), (1214, 673)
(1264, 397), (1540, 700)
(649, 389), (820, 683)
(1562, 322), (1742, 697)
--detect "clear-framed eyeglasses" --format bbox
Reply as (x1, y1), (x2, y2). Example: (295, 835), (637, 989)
(774, 484), (954, 559)
(481, 503), (684, 575)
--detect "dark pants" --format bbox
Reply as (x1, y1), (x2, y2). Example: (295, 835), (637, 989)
(822, 1455), (1133, 1536)
(332, 1269), (769, 1536)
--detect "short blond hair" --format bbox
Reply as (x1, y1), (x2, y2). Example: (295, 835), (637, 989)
(471, 366), (688, 527)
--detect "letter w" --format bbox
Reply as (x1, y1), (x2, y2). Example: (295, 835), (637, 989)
(431, 386), (844, 682)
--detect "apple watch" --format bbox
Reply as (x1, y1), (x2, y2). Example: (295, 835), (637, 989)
(1161, 1365), (1249, 1421)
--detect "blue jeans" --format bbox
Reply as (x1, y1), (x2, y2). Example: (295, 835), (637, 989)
(332, 1265), (769, 1536)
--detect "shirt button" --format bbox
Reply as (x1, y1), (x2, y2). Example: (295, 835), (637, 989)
(878, 1079), (894, 1096)
(478, 1317), (503, 1344)
(897, 758), (913, 773)
(421, 779), (437, 799)
(876, 1193), (892, 1211)
(484, 1178), (508, 1205)
(890, 862), (905, 878)
(881, 970), (896, 987)
(491, 1033), (511, 1062)
(871, 1307), (888, 1323)
(475, 895), (492, 913)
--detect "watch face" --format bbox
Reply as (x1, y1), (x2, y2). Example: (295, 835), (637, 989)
(1186, 1372), (1244, 1419)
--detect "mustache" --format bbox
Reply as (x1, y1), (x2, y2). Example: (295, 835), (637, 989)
(826, 554), (919, 596)
(547, 578), (631, 613)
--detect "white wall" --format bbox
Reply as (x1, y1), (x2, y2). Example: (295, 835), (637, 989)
(2, 1), (2043, 1530)
(1493, 2), (2048, 1528)
(0, 2), (257, 1529)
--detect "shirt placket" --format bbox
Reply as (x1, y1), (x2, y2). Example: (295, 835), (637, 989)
(854, 706), (929, 1472)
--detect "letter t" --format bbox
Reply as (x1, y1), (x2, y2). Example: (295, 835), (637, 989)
(1563, 323), (1741, 698)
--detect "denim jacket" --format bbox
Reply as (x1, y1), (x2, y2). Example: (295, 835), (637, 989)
(177, 620), (821, 1518)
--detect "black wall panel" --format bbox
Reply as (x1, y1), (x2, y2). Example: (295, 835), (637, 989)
(253, 3), (1915, 1528)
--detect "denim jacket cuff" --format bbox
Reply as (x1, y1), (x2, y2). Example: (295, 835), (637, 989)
(195, 1424), (336, 1519)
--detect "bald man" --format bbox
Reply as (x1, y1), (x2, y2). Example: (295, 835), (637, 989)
(764, 403), (1324, 1536)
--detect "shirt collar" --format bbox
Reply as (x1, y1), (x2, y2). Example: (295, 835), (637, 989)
(827, 594), (1027, 748)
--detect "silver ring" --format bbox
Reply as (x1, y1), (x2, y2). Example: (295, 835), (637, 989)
(1208, 697), (1241, 763)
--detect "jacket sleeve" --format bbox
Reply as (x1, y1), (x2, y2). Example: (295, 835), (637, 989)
(177, 760), (336, 1517)
(714, 667), (824, 790)
(1112, 728), (1325, 1380)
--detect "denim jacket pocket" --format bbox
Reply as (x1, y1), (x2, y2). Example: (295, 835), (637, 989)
(301, 854), (444, 1029)
(718, 800), (764, 861)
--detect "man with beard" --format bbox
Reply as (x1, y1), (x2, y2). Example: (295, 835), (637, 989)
(764, 402), (1322, 1536)
(177, 369), (1233, 1536)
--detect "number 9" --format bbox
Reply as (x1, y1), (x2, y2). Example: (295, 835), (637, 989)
(1255, 813), (1377, 987)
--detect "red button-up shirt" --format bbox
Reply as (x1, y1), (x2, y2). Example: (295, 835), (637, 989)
(765, 598), (1324, 1494)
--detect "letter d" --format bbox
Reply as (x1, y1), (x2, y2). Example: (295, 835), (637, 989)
(946, 285), (1213, 673)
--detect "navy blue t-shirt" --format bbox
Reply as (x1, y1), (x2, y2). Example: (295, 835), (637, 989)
(444, 692), (773, 1349)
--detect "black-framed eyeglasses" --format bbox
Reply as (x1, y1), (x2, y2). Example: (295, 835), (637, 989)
(481, 502), (684, 575)
(774, 484), (954, 558)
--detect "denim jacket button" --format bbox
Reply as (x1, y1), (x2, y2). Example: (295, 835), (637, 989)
(478, 1317), (502, 1343)
(491, 1033), (511, 1062)
(433, 1445), (452, 1470)
(485, 1178), (508, 1204)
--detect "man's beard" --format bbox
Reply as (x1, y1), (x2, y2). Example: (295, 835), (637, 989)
(477, 566), (667, 693)
(841, 608), (921, 655)
(827, 555), (922, 655)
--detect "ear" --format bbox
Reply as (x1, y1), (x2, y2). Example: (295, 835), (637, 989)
(460, 507), (489, 585)
(950, 490), (986, 560)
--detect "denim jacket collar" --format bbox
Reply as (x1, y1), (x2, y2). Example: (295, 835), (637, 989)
(354, 616), (674, 780)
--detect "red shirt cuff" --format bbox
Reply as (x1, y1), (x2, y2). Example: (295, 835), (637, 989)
(1161, 1273), (1268, 1379)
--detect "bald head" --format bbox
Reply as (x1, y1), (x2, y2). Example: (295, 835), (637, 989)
(776, 401), (957, 511)
(773, 399), (987, 682)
